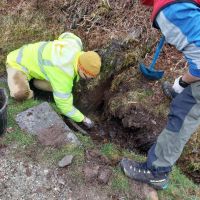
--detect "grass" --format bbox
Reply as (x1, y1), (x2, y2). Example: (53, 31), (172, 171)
(111, 167), (130, 193)
(122, 148), (146, 162)
(0, 83), (40, 146)
(99, 143), (200, 199)
(1, 87), (199, 199)
(76, 132), (95, 149)
(100, 143), (122, 161)
(159, 168), (200, 200)
(41, 133), (94, 165)
(4, 98), (40, 144)
(0, 2), (63, 74)
(42, 144), (85, 165)
(153, 100), (169, 117)
(136, 88), (154, 101)
(0, 1), (199, 198)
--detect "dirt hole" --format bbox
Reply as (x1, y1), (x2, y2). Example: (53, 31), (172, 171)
(30, 80), (157, 154)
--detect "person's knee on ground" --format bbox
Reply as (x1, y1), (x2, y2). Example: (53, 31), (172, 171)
(33, 79), (52, 92)
(6, 67), (33, 101)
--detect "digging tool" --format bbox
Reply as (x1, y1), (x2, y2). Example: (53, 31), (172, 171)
(140, 35), (165, 80)
(68, 119), (89, 135)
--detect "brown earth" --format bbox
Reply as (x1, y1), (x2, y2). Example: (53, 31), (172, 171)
(0, 138), (160, 200)
(1, 0), (200, 184)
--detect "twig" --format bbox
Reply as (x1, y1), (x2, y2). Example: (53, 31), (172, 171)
(102, 0), (111, 9)
(174, 58), (185, 68)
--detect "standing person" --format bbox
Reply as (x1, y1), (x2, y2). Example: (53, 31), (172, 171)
(121, 0), (200, 189)
(6, 32), (101, 129)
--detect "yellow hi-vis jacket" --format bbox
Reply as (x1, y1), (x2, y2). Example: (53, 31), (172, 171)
(6, 32), (85, 122)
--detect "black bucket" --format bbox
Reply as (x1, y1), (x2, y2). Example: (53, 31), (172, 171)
(0, 88), (8, 135)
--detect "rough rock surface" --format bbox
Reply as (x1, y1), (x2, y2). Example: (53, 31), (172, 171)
(83, 162), (100, 182)
(129, 180), (159, 200)
(98, 167), (112, 184)
(15, 102), (80, 147)
(58, 155), (74, 168)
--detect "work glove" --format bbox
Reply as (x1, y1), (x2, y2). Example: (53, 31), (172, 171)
(82, 116), (95, 129)
(172, 76), (188, 94)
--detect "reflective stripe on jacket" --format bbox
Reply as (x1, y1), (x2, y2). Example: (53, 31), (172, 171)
(6, 32), (85, 122)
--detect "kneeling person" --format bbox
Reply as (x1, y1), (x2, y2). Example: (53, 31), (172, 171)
(6, 32), (101, 128)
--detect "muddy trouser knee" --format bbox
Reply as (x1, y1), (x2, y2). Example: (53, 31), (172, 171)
(146, 82), (200, 173)
(33, 79), (52, 92)
(6, 66), (33, 101)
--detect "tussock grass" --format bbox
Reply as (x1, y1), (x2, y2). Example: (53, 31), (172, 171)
(42, 145), (85, 165)
(100, 143), (122, 161)
(159, 167), (200, 200)
(42, 133), (95, 165)
(3, 89), (40, 146)
(0, 1), (63, 74)
(0, 1), (199, 199)
(111, 167), (130, 193)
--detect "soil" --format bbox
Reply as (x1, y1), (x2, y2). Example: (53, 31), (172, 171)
(85, 118), (162, 153)
(1, 0), (199, 188)
(0, 139), (159, 200)
(37, 124), (71, 147)
(0, 143), (111, 200)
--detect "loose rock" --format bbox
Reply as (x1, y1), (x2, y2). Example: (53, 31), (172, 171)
(83, 163), (100, 182)
(129, 180), (159, 200)
(58, 155), (74, 168)
(143, 184), (159, 200)
(98, 167), (112, 184)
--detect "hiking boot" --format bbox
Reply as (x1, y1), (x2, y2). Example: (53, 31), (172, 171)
(162, 81), (178, 99)
(120, 158), (169, 190)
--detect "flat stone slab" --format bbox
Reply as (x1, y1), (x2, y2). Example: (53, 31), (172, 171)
(15, 102), (80, 147)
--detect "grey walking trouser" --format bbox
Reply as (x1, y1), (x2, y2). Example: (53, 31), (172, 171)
(146, 3), (200, 174)
(147, 81), (200, 173)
